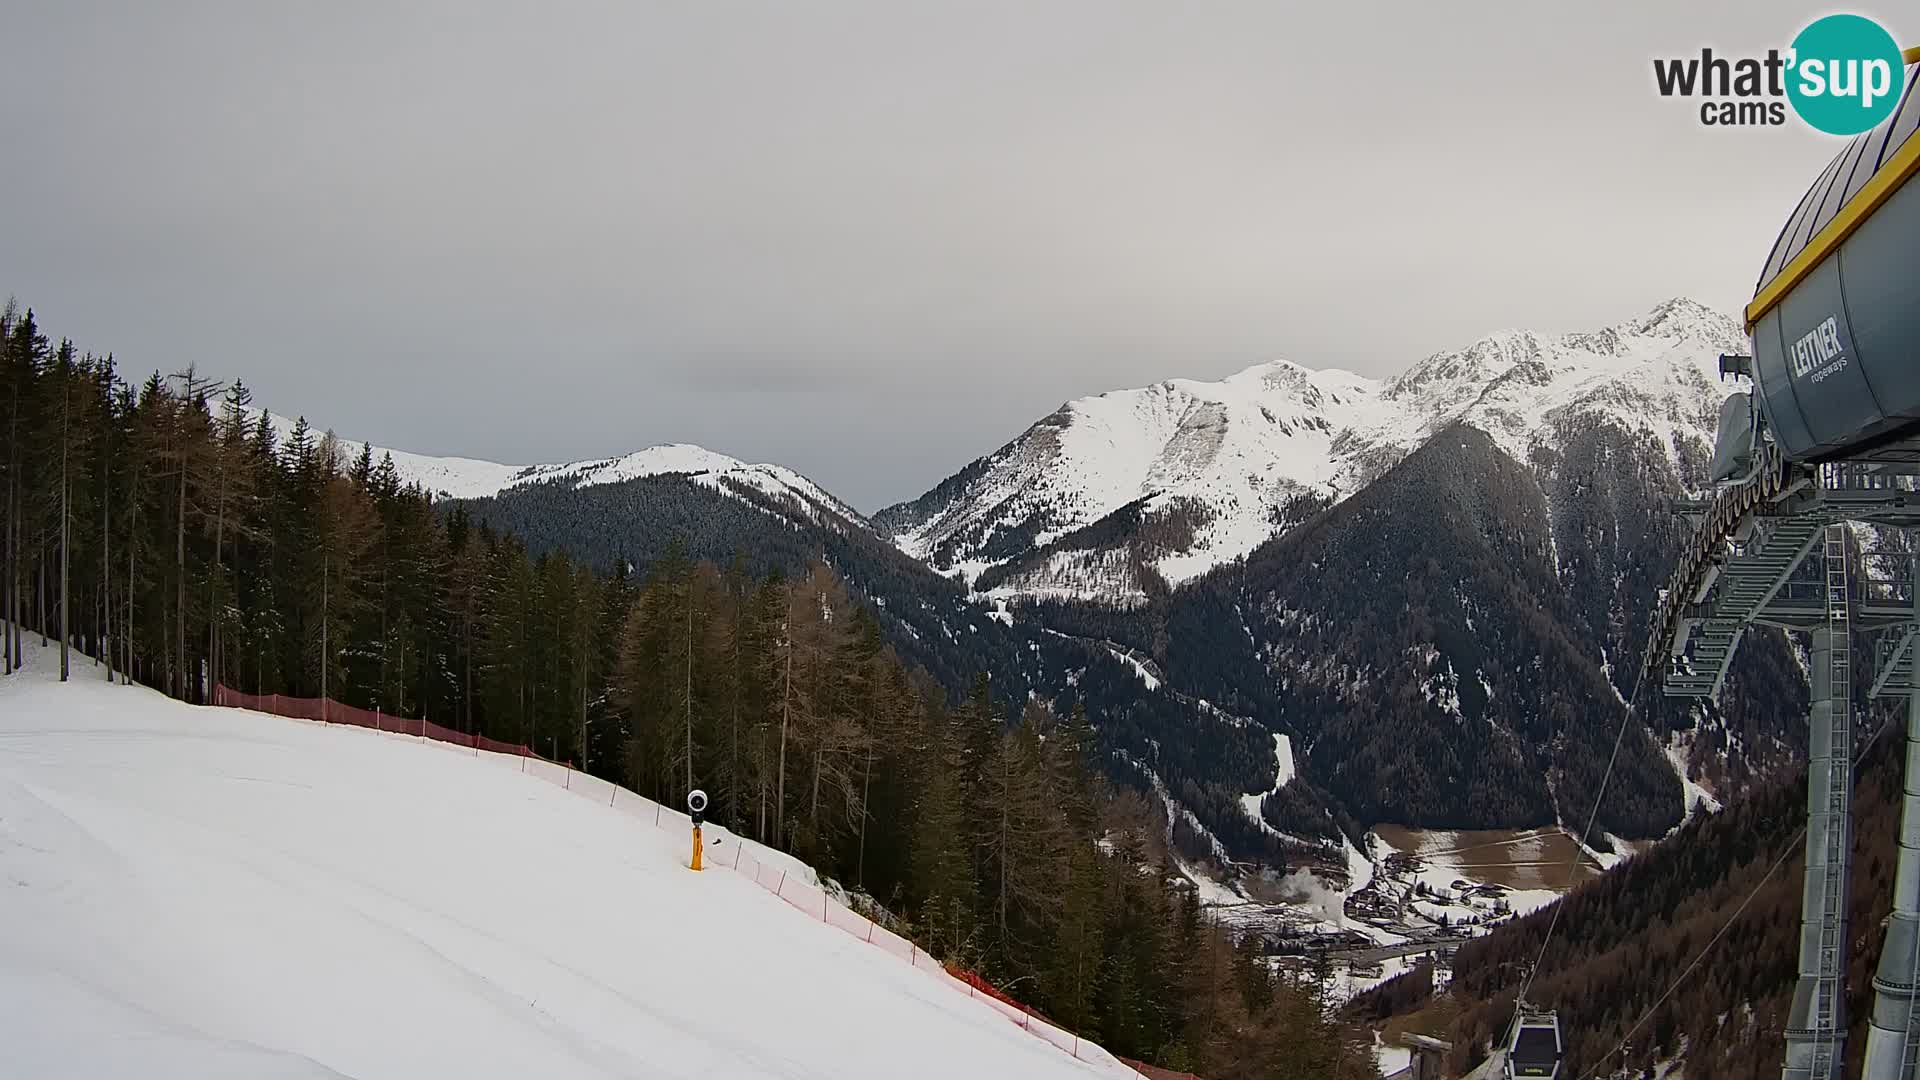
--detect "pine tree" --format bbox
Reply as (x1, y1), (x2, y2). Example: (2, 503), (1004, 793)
(307, 433), (376, 709)
(911, 696), (976, 962)
(2, 307), (49, 673)
(586, 556), (633, 778)
(48, 340), (97, 680)
(745, 570), (786, 841)
(204, 380), (260, 695)
(94, 354), (119, 682)
(167, 368), (221, 699)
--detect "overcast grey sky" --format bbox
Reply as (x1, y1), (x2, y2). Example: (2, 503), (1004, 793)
(0, 1), (1887, 509)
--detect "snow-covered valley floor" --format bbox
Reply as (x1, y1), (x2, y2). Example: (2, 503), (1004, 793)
(0, 641), (1130, 1080)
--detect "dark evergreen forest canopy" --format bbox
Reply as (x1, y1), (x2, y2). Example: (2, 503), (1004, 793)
(0, 303), (1374, 1079)
(453, 446), (1305, 868)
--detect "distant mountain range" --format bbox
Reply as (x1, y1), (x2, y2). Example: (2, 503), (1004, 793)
(287, 297), (1739, 603)
(875, 297), (1745, 603)
(265, 298), (1804, 897)
(255, 411), (857, 528)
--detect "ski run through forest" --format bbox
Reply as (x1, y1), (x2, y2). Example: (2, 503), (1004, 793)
(0, 305), (1377, 1076)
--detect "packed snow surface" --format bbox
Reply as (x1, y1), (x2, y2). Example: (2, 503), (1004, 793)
(1666, 740), (1723, 822)
(1238, 733), (1295, 829)
(0, 645), (1130, 1080)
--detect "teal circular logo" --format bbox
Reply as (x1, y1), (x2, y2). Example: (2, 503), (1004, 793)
(1786, 15), (1907, 135)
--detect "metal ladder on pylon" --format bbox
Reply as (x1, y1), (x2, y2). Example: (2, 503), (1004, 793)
(1902, 966), (1920, 1077)
(1903, 817), (1920, 1076)
(1901, 555), (1920, 1079)
(1811, 524), (1854, 1080)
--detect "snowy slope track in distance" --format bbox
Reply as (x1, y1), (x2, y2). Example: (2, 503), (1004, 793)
(0, 646), (1132, 1080)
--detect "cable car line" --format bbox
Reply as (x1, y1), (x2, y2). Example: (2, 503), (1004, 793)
(1516, 670), (1647, 1011)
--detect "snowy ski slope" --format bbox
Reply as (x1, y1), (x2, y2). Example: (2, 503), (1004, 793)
(0, 642), (1132, 1080)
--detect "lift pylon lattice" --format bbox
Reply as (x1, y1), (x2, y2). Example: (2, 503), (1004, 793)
(1656, 460), (1920, 1080)
(1792, 525), (1853, 1080)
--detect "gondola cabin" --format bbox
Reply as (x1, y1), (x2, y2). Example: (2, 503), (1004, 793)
(1504, 1006), (1563, 1079)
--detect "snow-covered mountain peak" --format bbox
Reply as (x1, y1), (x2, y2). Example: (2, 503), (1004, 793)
(1221, 357), (1380, 409)
(509, 443), (752, 489)
(1622, 295), (1742, 343)
(1388, 298), (1739, 398)
(1383, 329), (1547, 402)
(246, 410), (860, 526)
(880, 298), (1746, 603)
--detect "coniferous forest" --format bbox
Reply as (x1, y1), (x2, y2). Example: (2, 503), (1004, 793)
(0, 303), (1374, 1079)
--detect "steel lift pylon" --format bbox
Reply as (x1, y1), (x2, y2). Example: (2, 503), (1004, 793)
(1658, 457), (1920, 1080)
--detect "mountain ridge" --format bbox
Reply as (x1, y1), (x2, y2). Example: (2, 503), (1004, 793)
(252, 296), (1742, 605)
(248, 408), (861, 529)
(877, 297), (1744, 604)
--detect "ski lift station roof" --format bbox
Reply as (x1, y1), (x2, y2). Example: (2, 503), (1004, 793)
(1749, 49), (1920, 463)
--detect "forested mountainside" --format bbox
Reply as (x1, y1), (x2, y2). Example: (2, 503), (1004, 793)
(1368, 699), (1909, 1079)
(452, 467), (1013, 697)
(452, 464), (1305, 868)
(873, 298), (1810, 849)
(454, 305), (1798, 858)
(1150, 418), (1809, 841)
(274, 404), (1303, 882)
(0, 304), (1372, 1078)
